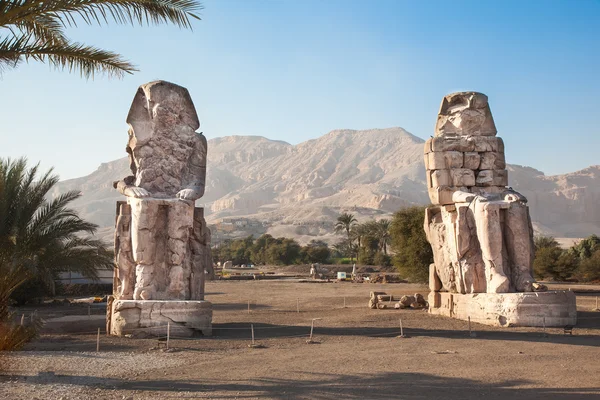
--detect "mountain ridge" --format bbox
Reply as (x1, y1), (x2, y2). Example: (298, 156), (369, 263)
(53, 127), (600, 243)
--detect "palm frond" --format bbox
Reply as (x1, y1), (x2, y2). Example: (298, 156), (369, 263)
(13, 13), (68, 44)
(0, 33), (137, 77)
(0, 0), (202, 77)
(0, 0), (202, 29)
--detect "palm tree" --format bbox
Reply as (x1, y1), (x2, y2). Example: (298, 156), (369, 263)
(0, 0), (202, 78)
(334, 212), (357, 260)
(375, 219), (391, 255)
(334, 212), (357, 242)
(350, 222), (368, 250)
(1, 157), (113, 349)
(0, 157), (113, 296)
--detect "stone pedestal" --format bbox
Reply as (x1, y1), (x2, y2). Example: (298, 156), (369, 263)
(109, 299), (212, 337)
(428, 291), (577, 327)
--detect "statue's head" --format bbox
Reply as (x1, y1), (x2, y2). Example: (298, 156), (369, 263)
(435, 92), (496, 137)
(126, 80), (200, 149)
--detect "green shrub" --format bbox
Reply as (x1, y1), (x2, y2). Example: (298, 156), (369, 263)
(390, 206), (432, 283)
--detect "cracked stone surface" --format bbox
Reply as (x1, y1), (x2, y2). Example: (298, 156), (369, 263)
(428, 291), (577, 327)
(424, 92), (576, 326)
(108, 81), (213, 337)
(424, 92), (535, 295)
(111, 300), (213, 337)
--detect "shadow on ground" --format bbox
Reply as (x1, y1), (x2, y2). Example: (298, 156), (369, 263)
(212, 322), (600, 347)
(5, 371), (599, 399)
(212, 302), (271, 312)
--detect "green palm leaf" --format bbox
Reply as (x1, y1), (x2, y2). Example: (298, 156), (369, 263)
(0, 0), (202, 78)
(0, 157), (113, 297)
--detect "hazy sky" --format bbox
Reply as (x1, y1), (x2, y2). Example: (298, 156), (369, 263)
(1, 0), (599, 179)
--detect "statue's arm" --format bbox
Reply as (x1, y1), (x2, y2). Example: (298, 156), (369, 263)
(502, 187), (527, 203)
(113, 176), (150, 198)
(451, 189), (476, 203)
(113, 145), (150, 198)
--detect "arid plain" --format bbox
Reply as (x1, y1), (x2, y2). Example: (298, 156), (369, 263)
(1, 279), (599, 400)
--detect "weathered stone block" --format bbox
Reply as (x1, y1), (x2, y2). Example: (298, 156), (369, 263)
(424, 138), (433, 154)
(431, 136), (475, 152)
(428, 187), (455, 205)
(428, 292), (442, 308)
(435, 92), (497, 137)
(428, 151), (464, 169)
(471, 136), (504, 152)
(428, 291), (577, 327)
(450, 169), (475, 187)
(479, 151), (506, 170)
(463, 152), (480, 169)
(476, 170), (508, 187)
(431, 169), (452, 187)
(429, 264), (442, 291)
(110, 300), (212, 337)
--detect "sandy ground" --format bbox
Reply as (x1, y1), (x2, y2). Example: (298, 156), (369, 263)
(1, 280), (600, 400)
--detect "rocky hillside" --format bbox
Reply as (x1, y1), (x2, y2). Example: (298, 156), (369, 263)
(53, 128), (600, 243)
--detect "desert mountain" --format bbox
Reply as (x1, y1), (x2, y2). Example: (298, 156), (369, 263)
(52, 128), (600, 244)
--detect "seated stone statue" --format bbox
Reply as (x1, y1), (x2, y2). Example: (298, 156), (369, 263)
(115, 80), (207, 201)
(112, 81), (212, 301)
(424, 92), (537, 294)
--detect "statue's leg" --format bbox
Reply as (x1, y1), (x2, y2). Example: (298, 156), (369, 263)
(115, 203), (136, 299)
(505, 202), (535, 292)
(130, 199), (159, 300)
(456, 205), (486, 293)
(189, 207), (208, 300)
(474, 201), (510, 293)
(166, 200), (194, 299)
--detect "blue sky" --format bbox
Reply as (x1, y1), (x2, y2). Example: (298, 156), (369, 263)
(1, 0), (599, 179)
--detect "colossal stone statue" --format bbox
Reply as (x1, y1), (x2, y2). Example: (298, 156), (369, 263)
(425, 92), (576, 327)
(107, 81), (213, 337)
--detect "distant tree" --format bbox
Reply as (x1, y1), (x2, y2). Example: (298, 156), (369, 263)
(570, 235), (600, 260)
(350, 223), (368, 250)
(334, 212), (357, 240)
(213, 235), (304, 266)
(534, 235), (560, 252)
(375, 219), (391, 255)
(250, 234), (274, 265)
(575, 249), (600, 282)
(357, 223), (378, 264)
(373, 252), (392, 268)
(331, 240), (347, 258)
(533, 246), (561, 280)
(390, 206), (432, 283)
(534, 246), (578, 282)
(334, 212), (357, 260)
(300, 240), (330, 264)
(213, 236), (253, 265)
(265, 238), (301, 265)
(332, 239), (356, 263)
(533, 234), (562, 280)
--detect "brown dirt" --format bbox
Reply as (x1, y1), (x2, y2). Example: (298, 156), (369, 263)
(1, 280), (599, 399)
